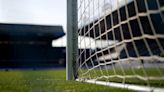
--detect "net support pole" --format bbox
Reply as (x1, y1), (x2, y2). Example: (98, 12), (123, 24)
(66, 0), (78, 80)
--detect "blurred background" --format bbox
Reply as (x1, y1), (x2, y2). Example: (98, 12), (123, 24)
(0, 0), (67, 69)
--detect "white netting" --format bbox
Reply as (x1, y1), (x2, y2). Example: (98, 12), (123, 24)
(77, 0), (164, 88)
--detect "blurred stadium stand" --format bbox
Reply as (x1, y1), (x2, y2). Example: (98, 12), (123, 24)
(0, 23), (66, 69)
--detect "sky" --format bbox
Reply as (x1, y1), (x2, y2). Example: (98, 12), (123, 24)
(0, 0), (66, 31)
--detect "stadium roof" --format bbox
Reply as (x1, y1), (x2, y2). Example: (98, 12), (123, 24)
(0, 23), (65, 40)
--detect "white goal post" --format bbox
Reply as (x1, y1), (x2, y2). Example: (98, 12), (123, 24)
(67, 0), (78, 80)
(67, 0), (164, 91)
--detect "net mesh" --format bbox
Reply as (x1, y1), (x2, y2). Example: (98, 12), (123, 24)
(77, 0), (164, 87)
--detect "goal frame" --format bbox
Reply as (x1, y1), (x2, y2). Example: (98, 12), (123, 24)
(66, 0), (78, 80)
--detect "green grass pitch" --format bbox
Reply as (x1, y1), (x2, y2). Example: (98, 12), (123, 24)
(0, 69), (134, 92)
(82, 68), (164, 87)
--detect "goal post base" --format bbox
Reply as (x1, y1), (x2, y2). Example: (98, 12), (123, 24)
(76, 79), (164, 92)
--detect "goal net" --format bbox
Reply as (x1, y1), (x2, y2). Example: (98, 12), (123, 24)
(76, 0), (164, 91)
